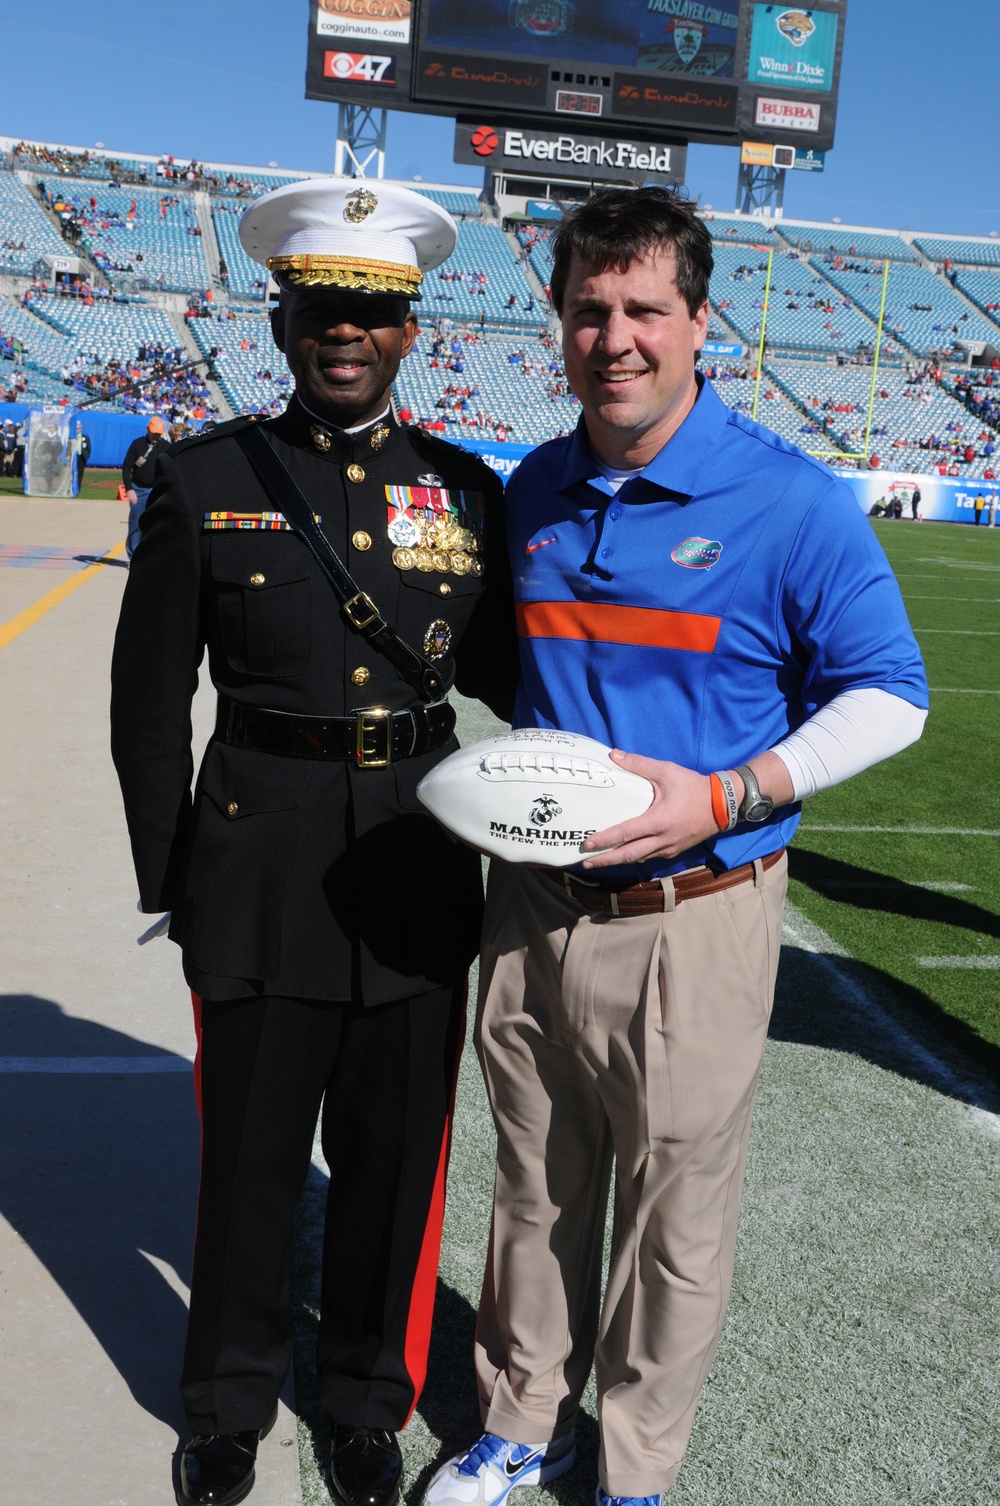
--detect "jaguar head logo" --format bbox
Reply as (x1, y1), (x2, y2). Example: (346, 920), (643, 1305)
(530, 794), (563, 826)
(777, 9), (815, 46)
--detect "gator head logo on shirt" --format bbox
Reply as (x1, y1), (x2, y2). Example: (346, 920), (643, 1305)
(671, 537), (723, 570)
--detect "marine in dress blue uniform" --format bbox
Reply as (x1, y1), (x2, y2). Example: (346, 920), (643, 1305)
(110, 179), (517, 1506)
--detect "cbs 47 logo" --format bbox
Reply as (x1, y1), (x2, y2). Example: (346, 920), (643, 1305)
(323, 51), (395, 84)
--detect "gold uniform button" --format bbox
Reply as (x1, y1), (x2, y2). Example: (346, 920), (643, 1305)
(346, 462), (366, 484)
(226, 801), (239, 818)
(352, 530), (372, 552)
(439, 582), (452, 596)
(249, 572), (266, 587)
(351, 666), (371, 687)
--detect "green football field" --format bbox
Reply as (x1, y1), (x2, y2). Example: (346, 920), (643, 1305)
(292, 517), (999, 1506)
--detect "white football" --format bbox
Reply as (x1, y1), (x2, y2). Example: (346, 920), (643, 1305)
(416, 728), (655, 867)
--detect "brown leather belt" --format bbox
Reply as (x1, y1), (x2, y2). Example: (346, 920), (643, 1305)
(216, 694), (456, 768)
(558, 847), (786, 917)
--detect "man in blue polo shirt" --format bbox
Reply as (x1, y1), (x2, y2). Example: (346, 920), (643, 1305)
(424, 188), (927, 1506)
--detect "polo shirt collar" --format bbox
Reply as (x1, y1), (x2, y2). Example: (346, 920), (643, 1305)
(556, 372), (731, 499)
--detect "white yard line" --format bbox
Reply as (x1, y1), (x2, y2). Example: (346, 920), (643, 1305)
(805, 824), (1000, 835)
(917, 956), (1000, 970)
(0, 1056), (194, 1072)
(782, 902), (996, 1113)
(823, 879), (975, 892)
(929, 687), (1000, 693)
(913, 628), (1000, 635)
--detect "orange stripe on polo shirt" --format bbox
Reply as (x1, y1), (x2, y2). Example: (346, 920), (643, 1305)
(516, 600), (721, 654)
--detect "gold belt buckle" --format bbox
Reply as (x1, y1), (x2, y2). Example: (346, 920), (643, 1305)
(343, 591), (380, 631)
(356, 708), (392, 768)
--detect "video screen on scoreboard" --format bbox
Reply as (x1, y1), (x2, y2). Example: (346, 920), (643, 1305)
(421, 0), (740, 79)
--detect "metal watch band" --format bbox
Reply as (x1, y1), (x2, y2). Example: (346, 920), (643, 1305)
(734, 763), (772, 822)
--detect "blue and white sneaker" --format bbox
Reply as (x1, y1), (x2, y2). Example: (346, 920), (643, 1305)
(422, 1431), (576, 1506)
(596, 1491), (663, 1506)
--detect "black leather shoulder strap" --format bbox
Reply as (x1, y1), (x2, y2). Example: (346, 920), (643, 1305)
(234, 423), (445, 704)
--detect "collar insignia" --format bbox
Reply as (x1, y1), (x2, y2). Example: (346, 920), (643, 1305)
(310, 425), (332, 453)
(370, 423), (390, 451)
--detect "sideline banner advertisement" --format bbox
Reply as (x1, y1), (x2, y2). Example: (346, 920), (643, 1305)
(834, 468), (1000, 524)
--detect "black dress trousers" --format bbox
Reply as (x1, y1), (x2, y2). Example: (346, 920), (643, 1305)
(181, 985), (464, 1435)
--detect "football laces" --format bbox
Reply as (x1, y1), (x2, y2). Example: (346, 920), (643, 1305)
(477, 752), (615, 787)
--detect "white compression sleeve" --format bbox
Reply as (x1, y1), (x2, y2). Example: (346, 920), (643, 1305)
(769, 687), (927, 801)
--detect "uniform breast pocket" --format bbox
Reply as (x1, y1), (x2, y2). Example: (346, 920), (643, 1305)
(210, 535), (312, 679)
(398, 568), (481, 663)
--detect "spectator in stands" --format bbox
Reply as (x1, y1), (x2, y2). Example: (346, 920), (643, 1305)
(122, 415), (168, 558)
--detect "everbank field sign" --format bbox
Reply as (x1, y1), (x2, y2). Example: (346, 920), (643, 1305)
(454, 122), (687, 183)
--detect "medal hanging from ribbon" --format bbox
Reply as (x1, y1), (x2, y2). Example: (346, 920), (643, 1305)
(385, 486), (485, 576)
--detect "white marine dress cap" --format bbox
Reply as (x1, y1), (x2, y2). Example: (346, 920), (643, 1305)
(238, 177), (458, 300)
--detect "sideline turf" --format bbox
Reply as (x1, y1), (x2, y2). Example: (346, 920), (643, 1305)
(0, 467), (122, 501)
(791, 518), (1000, 1056)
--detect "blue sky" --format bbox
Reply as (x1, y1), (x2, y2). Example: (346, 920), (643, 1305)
(3, 0), (997, 235)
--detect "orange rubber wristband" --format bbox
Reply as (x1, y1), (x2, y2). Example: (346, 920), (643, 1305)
(709, 773), (729, 832)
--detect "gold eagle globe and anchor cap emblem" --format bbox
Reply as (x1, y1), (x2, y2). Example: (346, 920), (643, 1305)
(344, 187), (379, 223)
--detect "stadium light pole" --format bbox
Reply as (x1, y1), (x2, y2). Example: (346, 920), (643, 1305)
(863, 258), (892, 461)
(335, 104), (387, 179)
(752, 246), (774, 422)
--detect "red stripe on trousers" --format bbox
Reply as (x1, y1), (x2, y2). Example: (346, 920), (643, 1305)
(401, 981), (468, 1424)
(517, 599), (721, 653)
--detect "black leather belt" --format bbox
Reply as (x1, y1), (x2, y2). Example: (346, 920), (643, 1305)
(216, 694), (456, 768)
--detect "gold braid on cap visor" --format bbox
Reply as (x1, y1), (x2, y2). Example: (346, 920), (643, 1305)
(267, 254), (424, 297)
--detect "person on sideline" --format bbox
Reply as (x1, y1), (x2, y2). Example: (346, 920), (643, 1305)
(121, 416), (168, 558)
(110, 179), (517, 1506)
(424, 187), (928, 1506)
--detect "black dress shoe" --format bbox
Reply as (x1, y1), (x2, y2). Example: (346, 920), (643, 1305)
(178, 1409), (277, 1506)
(328, 1424), (403, 1506)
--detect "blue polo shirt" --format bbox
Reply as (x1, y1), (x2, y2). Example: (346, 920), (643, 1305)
(506, 374), (928, 878)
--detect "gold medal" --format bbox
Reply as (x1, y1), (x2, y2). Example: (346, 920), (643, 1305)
(392, 546), (416, 570)
(415, 550), (436, 572)
(450, 551), (472, 575)
(470, 557), (485, 577)
(431, 549), (450, 573)
(346, 462), (365, 483)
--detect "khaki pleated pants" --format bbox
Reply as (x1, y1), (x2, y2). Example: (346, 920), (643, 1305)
(473, 853), (787, 1497)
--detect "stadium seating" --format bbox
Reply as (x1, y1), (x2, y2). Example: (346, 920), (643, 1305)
(417, 189), (483, 217)
(704, 215), (780, 246)
(211, 201), (267, 301)
(187, 312), (291, 415)
(0, 173), (68, 275)
(48, 180), (211, 292)
(953, 270), (1000, 329)
(782, 224), (917, 261)
(427, 221), (544, 327)
(769, 358), (984, 470)
(818, 261), (1000, 356)
(913, 235), (1000, 268)
(710, 243), (879, 353)
(394, 330), (578, 446)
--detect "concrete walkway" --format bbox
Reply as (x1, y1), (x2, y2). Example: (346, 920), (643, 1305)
(0, 495), (300, 1504)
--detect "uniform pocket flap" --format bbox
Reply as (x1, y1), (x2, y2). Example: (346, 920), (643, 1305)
(209, 533), (312, 587)
(199, 743), (312, 819)
(399, 569), (480, 599)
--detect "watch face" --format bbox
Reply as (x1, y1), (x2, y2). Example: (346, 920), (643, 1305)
(745, 797), (773, 823)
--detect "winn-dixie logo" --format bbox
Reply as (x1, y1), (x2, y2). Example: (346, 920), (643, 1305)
(502, 129), (675, 171)
(671, 536), (722, 568)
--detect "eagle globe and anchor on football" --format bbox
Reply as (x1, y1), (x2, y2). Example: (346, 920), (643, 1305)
(416, 730), (655, 866)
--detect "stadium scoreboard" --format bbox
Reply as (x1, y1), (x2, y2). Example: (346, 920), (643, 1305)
(305, 1), (847, 156)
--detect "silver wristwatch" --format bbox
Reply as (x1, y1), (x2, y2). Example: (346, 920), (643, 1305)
(734, 764), (774, 823)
